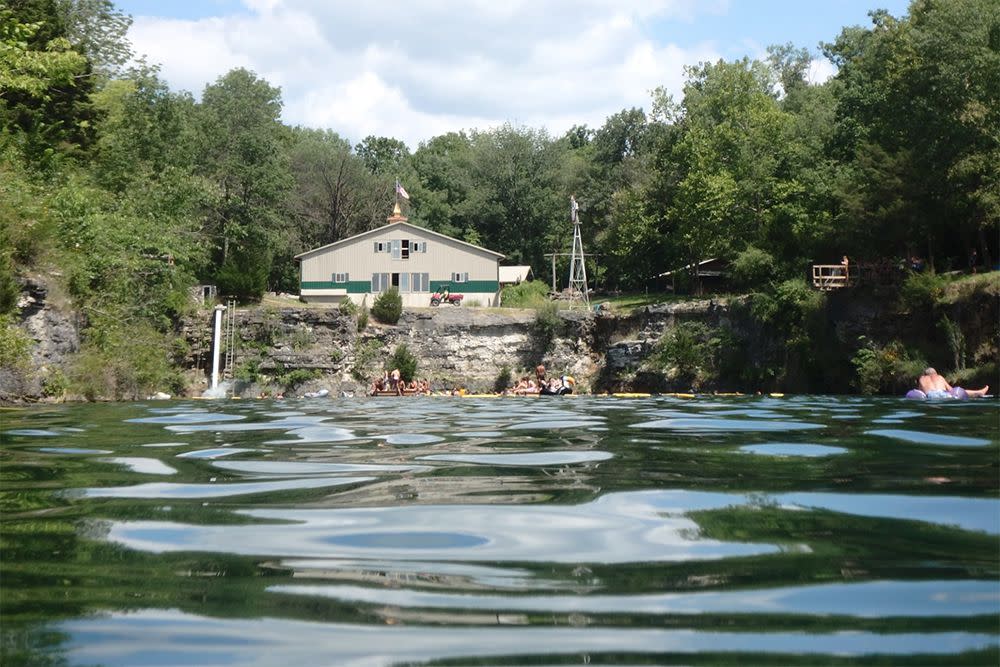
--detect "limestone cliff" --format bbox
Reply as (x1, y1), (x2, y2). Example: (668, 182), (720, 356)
(178, 299), (733, 397)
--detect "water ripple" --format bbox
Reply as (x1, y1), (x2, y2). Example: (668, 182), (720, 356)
(634, 418), (824, 432)
(56, 610), (998, 667)
(80, 476), (373, 500)
(421, 451), (613, 466)
(866, 429), (992, 447)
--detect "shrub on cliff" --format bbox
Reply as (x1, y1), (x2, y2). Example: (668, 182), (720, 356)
(899, 271), (948, 313)
(533, 300), (560, 351)
(371, 288), (402, 324)
(651, 321), (729, 389)
(386, 344), (418, 383)
(850, 337), (923, 395)
(501, 279), (549, 308)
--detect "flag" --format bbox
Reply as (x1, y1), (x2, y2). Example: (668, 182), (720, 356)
(396, 180), (410, 200)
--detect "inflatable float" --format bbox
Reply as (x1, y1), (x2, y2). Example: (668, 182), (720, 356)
(905, 387), (969, 400)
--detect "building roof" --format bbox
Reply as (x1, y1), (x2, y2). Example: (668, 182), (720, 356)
(294, 220), (506, 261)
(657, 257), (726, 278)
(498, 265), (533, 283)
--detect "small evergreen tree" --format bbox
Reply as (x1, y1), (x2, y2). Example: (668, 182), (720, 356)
(371, 287), (402, 324)
(386, 343), (418, 382)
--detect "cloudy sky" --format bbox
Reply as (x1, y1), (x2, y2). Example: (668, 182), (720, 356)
(115, 0), (911, 148)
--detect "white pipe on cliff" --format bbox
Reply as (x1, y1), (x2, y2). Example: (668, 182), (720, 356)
(211, 304), (226, 390)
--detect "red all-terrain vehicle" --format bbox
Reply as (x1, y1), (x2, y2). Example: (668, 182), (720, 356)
(430, 290), (463, 306)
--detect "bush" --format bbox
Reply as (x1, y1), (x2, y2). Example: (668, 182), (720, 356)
(533, 300), (561, 351)
(0, 316), (31, 373)
(850, 337), (922, 395)
(276, 367), (320, 389)
(939, 315), (966, 371)
(371, 288), (402, 324)
(385, 343), (419, 383)
(338, 299), (357, 317)
(351, 339), (381, 382)
(899, 271), (948, 313)
(501, 279), (549, 308)
(730, 246), (775, 290)
(357, 306), (369, 331)
(652, 321), (728, 388)
(493, 364), (512, 393)
(0, 252), (19, 315)
(290, 328), (313, 350)
(41, 368), (68, 400)
(234, 357), (262, 383)
(68, 323), (184, 400)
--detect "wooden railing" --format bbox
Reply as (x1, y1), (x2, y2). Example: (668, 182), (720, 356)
(812, 260), (908, 290)
(812, 264), (852, 290)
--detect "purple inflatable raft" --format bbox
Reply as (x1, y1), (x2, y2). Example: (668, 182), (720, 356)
(905, 387), (970, 400)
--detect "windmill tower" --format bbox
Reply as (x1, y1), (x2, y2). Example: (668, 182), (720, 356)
(567, 195), (590, 308)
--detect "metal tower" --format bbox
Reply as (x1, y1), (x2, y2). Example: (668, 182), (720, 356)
(567, 195), (590, 308)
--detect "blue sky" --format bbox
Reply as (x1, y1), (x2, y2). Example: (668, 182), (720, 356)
(114, 0), (913, 147)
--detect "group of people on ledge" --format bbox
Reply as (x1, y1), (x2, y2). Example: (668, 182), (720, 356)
(505, 365), (575, 396)
(369, 369), (432, 396)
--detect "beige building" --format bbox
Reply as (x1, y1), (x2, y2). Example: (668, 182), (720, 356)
(295, 204), (505, 307)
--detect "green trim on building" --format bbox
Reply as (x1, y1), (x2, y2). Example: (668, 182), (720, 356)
(346, 281), (371, 294)
(300, 280), (369, 293)
(430, 280), (499, 293)
(301, 280), (499, 294)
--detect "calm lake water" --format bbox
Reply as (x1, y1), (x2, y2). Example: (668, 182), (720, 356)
(1, 395), (998, 666)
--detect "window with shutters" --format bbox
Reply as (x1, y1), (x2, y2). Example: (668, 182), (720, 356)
(411, 273), (429, 292)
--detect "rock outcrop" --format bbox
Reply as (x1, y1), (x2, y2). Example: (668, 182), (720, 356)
(0, 275), (79, 401)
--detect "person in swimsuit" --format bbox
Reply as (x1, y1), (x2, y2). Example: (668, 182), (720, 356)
(918, 368), (988, 398)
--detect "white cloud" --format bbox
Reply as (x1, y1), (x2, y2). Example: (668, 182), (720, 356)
(806, 57), (837, 84)
(126, 0), (725, 148)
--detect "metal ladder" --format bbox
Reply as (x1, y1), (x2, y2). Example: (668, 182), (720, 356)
(222, 298), (237, 380)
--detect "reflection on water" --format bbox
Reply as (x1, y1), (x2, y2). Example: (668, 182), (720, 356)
(1, 395), (998, 666)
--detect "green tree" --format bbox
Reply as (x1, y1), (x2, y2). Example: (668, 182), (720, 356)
(90, 67), (200, 192)
(411, 131), (476, 238)
(0, 1), (92, 166)
(288, 127), (386, 248)
(0, 5), (88, 96)
(355, 135), (411, 176)
(197, 68), (291, 296)
(54, 0), (132, 79)
(664, 58), (798, 278)
(823, 0), (1000, 267)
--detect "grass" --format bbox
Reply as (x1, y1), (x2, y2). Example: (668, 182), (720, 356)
(938, 269), (999, 304)
(595, 291), (713, 313)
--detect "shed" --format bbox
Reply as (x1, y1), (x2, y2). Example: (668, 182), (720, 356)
(498, 265), (533, 285)
(658, 257), (731, 294)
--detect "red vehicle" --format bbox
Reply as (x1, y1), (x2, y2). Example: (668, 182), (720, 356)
(430, 290), (463, 306)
